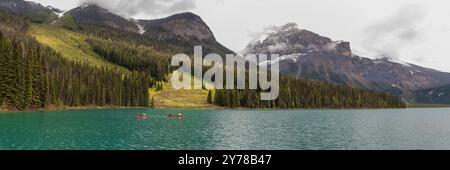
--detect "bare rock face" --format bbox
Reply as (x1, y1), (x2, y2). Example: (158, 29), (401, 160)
(335, 41), (352, 57)
(244, 23), (352, 57)
(139, 12), (216, 42)
(322, 41), (352, 57)
(46, 5), (63, 13)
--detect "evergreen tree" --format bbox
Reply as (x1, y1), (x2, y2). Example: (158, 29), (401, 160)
(207, 90), (212, 104)
(150, 96), (155, 108)
(213, 76), (406, 109)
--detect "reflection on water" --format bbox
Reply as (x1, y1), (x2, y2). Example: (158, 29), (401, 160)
(1, 108), (450, 150)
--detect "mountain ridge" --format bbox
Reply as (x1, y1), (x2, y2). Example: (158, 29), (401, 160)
(0, 1), (232, 54)
(248, 23), (450, 103)
(61, 4), (232, 55)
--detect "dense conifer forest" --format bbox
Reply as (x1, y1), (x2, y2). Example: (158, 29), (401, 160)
(86, 36), (171, 81)
(0, 12), (149, 110)
(210, 76), (406, 109)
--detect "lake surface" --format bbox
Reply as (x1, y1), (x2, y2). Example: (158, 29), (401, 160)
(1, 108), (450, 150)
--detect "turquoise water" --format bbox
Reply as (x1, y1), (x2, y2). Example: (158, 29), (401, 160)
(1, 108), (450, 150)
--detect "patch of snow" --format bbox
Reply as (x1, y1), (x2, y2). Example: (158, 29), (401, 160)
(374, 60), (385, 64)
(438, 93), (445, 97)
(409, 71), (414, 75)
(136, 22), (145, 35)
(45, 5), (66, 18)
(390, 59), (412, 67)
(131, 19), (146, 35)
(376, 57), (412, 67)
(429, 91), (434, 96)
(81, 4), (89, 9)
(53, 10), (66, 18)
(259, 53), (306, 66)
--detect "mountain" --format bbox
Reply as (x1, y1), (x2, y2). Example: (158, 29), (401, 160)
(45, 5), (63, 14)
(413, 85), (450, 104)
(64, 4), (139, 33)
(0, 0), (57, 23)
(0, 1), (231, 110)
(245, 23), (352, 57)
(0, 1), (231, 55)
(138, 12), (232, 55)
(60, 4), (232, 55)
(246, 23), (450, 103)
(138, 12), (216, 42)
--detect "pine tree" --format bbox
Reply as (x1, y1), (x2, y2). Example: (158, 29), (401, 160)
(0, 33), (6, 105)
(212, 76), (405, 109)
(150, 96), (155, 108)
(207, 90), (213, 104)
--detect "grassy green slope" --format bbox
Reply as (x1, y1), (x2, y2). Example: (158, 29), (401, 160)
(27, 24), (129, 73)
(151, 72), (220, 108)
(28, 24), (215, 108)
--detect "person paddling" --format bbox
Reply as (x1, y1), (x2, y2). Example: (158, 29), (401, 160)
(137, 113), (147, 119)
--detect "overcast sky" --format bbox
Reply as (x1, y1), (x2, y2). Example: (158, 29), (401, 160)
(29, 0), (450, 72)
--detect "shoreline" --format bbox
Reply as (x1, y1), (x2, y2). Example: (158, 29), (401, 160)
(2, 105), (449, 113)
(405, 103), (450, 108)
(0, 105), (150, 113)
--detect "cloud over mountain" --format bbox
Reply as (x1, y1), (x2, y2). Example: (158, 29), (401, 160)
(80, 0), (196, 17)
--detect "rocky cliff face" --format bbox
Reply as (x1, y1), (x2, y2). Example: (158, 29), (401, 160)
(247, 23), (450, 103)
(244, 23), (352, 57)
(138, 12), (216, 42)
(45, 5), (63, 14)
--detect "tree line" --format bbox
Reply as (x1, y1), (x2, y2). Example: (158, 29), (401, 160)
(210, 76), (406, 109)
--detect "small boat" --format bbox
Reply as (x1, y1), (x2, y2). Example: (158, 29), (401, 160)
(136, 113), (148, 119)
(168, 114), (184, 119)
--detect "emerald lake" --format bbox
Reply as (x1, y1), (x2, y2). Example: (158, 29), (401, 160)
(1, 108), (450, 150)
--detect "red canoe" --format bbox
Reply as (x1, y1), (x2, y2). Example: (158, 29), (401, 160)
(168, 115), (184, 119)
(136, 115), (148, 119)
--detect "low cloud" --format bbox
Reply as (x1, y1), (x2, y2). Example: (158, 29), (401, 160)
(361, 4), (427, 60)
(79, 0), (196, 17)
(247, 23), (298, 42)
(243, 23), (310, 54)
